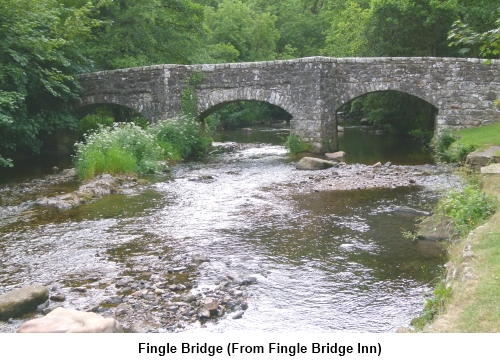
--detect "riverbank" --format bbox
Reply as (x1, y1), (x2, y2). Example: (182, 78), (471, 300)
(424, 172), (500, 332)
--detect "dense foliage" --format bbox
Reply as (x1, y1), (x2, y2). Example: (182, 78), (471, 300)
(74, 123), (162, 179)
(74, 117), (212, 179)
(436, 176), (497, 238)
(0, 0), (101, 165)
(150, 116), (212, 159)
(284, 134), (310, 154)
(1, 0), (499, 166)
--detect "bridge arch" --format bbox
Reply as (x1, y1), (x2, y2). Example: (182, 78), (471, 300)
(197, 87), (299, 121)
(77, 92), (157, 122)
(335, 83), (439, 111)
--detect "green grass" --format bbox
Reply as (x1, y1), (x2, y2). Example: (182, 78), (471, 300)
(74, 123), (162, 179)
(452, 122), (500, 150)
(74, 117), (213, 179)
(425, 174), (500, 332)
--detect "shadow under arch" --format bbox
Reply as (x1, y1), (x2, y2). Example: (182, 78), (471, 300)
(198, 99), (293, 132)
(74, 103), (151, 124)
(335, 89), (439, 138)
(197, 87), (298, 122)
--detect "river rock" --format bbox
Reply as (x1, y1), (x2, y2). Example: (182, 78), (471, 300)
(191, 254), (210, 263)
(78, 174), (117, 196)
(115, 303), (132, 316)
(18, 307), (123, 333)
(50, 293), (66, 302)
(232, 311), (244, 319)
(372, 162), (382, 168)
(0, 285), (48, 320)
(240, 276), (257, 285)
(296, 157), (337, 170)
(198, 308), (211, 318)
(325, 151), (346, 160)
(182, 294), (196, 303)
(203, 297), (219, 312)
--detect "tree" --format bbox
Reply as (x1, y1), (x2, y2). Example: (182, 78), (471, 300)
(323, 1), (371, 57)
(85, 0), (206, 69)
(0, 0), (101, 165)
(205, 0), (279, 62)
(448, 8), (500, 63)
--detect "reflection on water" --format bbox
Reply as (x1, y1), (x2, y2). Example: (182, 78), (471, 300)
(0, 126), (445, 332)
(338, 128), (434, 165)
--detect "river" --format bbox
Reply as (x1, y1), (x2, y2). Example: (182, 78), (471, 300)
(0, 126), (449, 333)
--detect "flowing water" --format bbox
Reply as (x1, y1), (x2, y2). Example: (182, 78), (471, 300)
(0, 126), (447, 332)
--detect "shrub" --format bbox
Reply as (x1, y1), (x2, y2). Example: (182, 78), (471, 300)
(434, 130), (478, 162)
(411, 282), (452, 329)
(445, 141), (478, 162)
(151, 117), (212, 159)
(74, 123), (162, 179)
(436, 180), (497, 238)
(284, 134), (309, 154)
(433, 130), (458, 160)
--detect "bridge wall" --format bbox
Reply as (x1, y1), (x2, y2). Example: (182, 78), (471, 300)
(78, 57), (500, 153)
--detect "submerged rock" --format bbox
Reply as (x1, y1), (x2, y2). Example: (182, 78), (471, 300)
(417, 214), (453, 241)
(0, 285), (48, 320)
(393, 206), (431, 216)
(296, 157), (337, 170)
(18, 307), (123, 333)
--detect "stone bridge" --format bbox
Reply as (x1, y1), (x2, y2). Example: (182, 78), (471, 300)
(78, 57), (500, 152)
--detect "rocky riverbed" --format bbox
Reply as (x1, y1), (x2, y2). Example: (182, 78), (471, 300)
(0, 141), (458, 333)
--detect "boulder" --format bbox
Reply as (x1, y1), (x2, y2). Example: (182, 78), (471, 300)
(296, 157), (337, 170)
(325, 151), (346, 160)
(466, 146), (500, 171)
(0, 285), (48, 320)
(18, 307), (124, 333)
(203, 297), (219, 312)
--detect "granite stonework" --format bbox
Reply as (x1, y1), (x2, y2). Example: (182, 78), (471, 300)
(78, 57), (500, 153)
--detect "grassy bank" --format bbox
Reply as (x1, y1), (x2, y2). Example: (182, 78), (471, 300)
(411, 124), (500, 331)
(425, 173), (500, 332)
(453, 123), (500, 150)
(435, 123), (500, 163)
